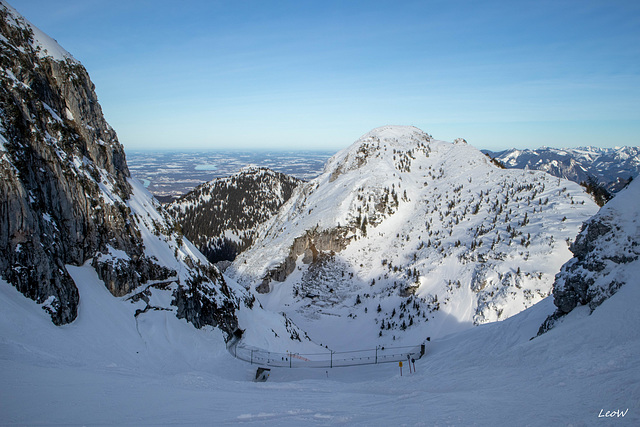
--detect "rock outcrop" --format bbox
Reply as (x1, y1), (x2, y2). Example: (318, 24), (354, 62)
(0, 1), (243, 336)
(256, 226), (352, 293)
(538, 178), (639, 334)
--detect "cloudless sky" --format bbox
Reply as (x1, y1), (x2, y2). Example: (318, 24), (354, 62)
(8, 0), (640, 151)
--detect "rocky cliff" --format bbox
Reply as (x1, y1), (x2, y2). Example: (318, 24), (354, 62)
(539, 178), (639, 334)
(0, 1), (244, 335)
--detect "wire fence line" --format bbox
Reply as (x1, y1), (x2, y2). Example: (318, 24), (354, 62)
(228, 340), (427, 369)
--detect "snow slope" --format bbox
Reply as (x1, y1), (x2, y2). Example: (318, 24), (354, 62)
(229, 126), (599, 349)
(2, 255), (638, 425)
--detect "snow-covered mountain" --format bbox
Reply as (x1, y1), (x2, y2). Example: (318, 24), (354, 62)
(539, 177), (640, 333)
(166, 166), (301, 264)
(228, 126), (599, 348)
(2, 164), (637, 424)
(0, 0), (316, 351)
(484, 146), (640, 193)
(3, 221), (639, 425)
(1, 2), (638, 423)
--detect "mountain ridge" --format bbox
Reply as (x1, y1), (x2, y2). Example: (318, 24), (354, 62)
(228, 126), (599, 348)
(166, 166), (301, 264)
(484, 145), (639, 193)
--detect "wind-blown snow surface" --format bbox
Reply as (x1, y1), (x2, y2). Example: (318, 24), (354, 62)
(2, 260), (638, 425)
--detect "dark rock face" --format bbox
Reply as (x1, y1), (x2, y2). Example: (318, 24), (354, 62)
(0, 4), (145, 323)
(166, 167), (301, 263)
(172, 265), (246, 335)
(569, 221), (612, 261)
(258, 227), (352, 293)
(553, 219), (625, 315)
(0, 3), (243, 334)
(538, 179), (639, 335)
(91, 256), (175, 298)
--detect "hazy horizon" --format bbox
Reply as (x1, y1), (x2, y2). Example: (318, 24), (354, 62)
(10, 0), (640, 152)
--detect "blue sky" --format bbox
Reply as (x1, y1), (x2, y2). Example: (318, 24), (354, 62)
(9, 0), (640, 151)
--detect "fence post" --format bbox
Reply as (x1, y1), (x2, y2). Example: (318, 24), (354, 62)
(229, 342), (425, 369)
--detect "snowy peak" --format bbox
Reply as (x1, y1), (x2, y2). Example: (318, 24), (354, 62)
(325, 125), (431, 180)
(355, 125), (429, 146)
(0, 1), (75, 62)
(270, 126), (499, 238)
(229, 126), (599, 348)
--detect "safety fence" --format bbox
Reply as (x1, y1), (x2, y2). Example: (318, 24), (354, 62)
(229, 340), (426, 369)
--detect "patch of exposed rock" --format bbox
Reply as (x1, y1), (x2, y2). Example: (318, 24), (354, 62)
(538, 179), (640, 334)
(257, 226), (353, 293)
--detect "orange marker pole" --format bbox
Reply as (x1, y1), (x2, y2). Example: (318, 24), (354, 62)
(399, 361), (403, 376)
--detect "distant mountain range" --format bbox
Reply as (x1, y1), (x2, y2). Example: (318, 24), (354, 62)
(483, 146), (639, 193)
